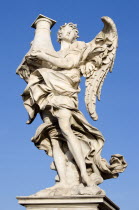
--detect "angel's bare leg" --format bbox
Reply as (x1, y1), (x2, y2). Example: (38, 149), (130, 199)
(57, 108), (91, 186)
(51, 137), (67, 186)
(40, 110), (67, 187)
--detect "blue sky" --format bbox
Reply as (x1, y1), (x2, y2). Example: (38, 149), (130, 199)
(0, 0), (139, 209)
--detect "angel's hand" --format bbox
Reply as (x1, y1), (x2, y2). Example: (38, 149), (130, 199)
(30, 51), (46, 61)
(85, 62), (95, 77)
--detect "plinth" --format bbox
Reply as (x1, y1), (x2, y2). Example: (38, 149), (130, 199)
(16, 195), (119, 210)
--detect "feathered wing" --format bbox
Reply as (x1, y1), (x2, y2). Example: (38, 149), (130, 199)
(80, 16), (118, 120)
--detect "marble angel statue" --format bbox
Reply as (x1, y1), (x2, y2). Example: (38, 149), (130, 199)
(16, 15), (127, 196)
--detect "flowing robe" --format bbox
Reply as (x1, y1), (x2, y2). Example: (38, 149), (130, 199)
(21, 41), (126, 180)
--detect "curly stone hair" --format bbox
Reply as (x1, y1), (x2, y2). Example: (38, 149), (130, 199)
(57, 22), (79, 43)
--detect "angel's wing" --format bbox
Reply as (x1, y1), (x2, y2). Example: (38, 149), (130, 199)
(80, 16), (118, 120)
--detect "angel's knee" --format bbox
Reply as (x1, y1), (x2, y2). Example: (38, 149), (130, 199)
(58, 119), (71, 137)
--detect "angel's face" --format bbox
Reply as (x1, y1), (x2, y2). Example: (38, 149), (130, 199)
(60, 25), (76, 43)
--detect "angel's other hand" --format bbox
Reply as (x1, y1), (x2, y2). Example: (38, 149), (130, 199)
(30, 51), (46, 61)
(85, 62), (95, 77)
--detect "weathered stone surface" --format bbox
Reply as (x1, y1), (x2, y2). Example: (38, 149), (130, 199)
(16, 14), (127, 197)
(17, 195), (119, 210)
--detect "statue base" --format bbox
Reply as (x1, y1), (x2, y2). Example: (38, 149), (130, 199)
(16, 195), (119, 210)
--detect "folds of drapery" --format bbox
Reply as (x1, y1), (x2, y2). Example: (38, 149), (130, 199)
(31, 109), (127, 180)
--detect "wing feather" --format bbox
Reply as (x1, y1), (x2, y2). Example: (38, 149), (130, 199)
(81, 16), (118, 120)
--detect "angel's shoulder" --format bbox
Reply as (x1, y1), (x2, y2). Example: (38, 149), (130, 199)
(71, 41), (87, 50)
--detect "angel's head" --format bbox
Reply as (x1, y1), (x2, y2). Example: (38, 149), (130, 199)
(57, 23), (79, 44)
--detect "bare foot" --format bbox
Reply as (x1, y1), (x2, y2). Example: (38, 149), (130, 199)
(81, 173), (95, 187)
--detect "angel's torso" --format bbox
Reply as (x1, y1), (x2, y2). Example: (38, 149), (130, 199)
(50, 41), (87, 84)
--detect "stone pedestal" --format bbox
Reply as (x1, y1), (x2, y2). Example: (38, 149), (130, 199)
(16, 195), (119, 210)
